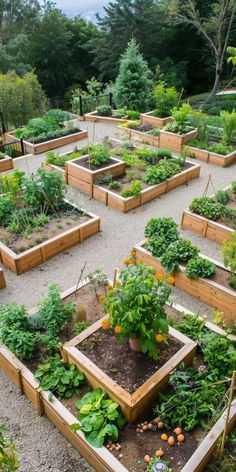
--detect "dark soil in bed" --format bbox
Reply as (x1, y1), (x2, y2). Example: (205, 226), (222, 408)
(72, 156), (119, 171)
(79, 329), (183, 393)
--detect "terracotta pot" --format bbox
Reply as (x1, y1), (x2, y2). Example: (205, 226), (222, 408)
(129, 337), (141, 352)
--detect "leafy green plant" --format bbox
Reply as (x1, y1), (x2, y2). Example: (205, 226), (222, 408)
(201, 333), (236, 378)
(189, 197), (223, 221)
(185, 256), (216, 279)
(0, 422), (20, 471)
(22, 168), (66, 213)
(216, 189), (230, 205)
(145, 217), (179, 239)
(97, 105), (112, 116)
(144, 165), (167, 185)
(221, 231), (236, 289)
(154, 365), (225, 431)
(165, 103), (192, 134)
(173, 313), (206, 340)
(121, 180), (142, 198)
(126, 110), (140, 120)
(0, 196), (15, 226)
(104, 263), (171, 360)
(45, 109), (68, 124)
(160, 238), (199, 273)
(89, 144), (110, 167)
(72, 388), (126, 447)
(34, 356), (84, 400)
(208, 143), (233, 155)
(220, 110), (236, 146)
(73, 321), (91, 335)
(0, 303), (36, 360)
(231, 181), (236, 193)
(36, 284), (75, 337)
(153, 82), (180, 118)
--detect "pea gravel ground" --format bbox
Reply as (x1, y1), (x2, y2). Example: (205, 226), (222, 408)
(0, 120), (235, 471)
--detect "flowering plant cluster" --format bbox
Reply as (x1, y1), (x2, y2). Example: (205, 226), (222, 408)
(103, 262), (172, 360)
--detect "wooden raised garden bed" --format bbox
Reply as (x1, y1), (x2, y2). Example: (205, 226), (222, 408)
(0, 201), (100, 275)
(118, 125), (160, 147)
(4, 128), (88, 155)
(63, 316), (197, 423)
(181, 209), (234, 244)
(141, 111), (171, 128)
(66, 156), (126, 197)
(0, 267), (6, 289)
(159, 129), (198, 153)
(93, 162), (201, 213)
(181, 185), (235, 244)
(84, 110), (130, 125)
(0, 280), (236, 472)
(187, 145), (236, 167)
(0, 155), (13, 172)
(134, 241), (236, 324)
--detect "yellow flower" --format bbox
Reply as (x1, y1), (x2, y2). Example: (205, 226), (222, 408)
(98, 294), (105, 303)
(101, 319), (110, 330)
(156, 274), (164, 281)
(107, 284), (113, 291)
(155, 333), (165, 343)
(130, 250), (136, 257)
(114, 325), (122, 334)
(166, 276), (175, 285)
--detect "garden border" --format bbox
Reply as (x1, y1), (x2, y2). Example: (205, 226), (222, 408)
(0, 200), (100, 275)
(187, 145), (236, 167)
(0, 267), (6, 289)
(159, 129), (198, 153)
(4, 129), (88, 155)
(134, 241), (236, 324)
(118, 125), (160, 146)
(84, 110), (131, 125)
(0, 155), (13, 172)
(141, 111), (171, 128)
(0, 281), (236, 472)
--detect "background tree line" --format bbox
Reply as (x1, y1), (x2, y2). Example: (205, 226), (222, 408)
(0, 0), (235, 110)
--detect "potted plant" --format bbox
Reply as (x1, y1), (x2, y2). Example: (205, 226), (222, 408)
(104, 262), (172, 360)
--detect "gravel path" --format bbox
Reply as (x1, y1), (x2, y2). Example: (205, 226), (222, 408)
(0, 120), (235, 471)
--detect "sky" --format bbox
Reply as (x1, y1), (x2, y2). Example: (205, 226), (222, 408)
(52, 0), (111, 19)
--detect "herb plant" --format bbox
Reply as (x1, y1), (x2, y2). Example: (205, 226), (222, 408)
(97, 105), (112, 116)
(185, 256), (216, 279)
(221, 231), (236, 289)
(121, 179), (142, 197)
(0, 303), (36, 360)
(189, 197), (223, 221)
(34, 357), (84, 400)
(173, 313), (206, 340)
(72, 388), (126, 447)
(89, 144), (110, 167)
(201, 333), (236, 378)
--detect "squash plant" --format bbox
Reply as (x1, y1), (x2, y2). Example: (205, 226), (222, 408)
(104, 263), (171, 360)
(72, 388), (126, 447)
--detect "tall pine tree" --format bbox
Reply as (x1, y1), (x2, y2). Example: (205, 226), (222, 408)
(114, 38), (152, 111)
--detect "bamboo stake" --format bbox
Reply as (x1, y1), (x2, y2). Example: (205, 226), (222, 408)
(202, 174), (217, 197)
(113, 267), (119, 288)
(219, 370), (236, 458)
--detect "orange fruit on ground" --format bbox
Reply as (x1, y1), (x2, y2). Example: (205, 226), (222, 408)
(177, 434), (185, 442)
(168, 436), (175, 446)
(144, 455), (151, 463)
(155, 449), (165, 457)
(161, 434), (168, 441)
(174, 427), (182, 435)
(157, 421), (164, 429)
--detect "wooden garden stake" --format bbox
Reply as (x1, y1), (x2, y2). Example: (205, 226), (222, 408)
(219, 370), (236, 458)
(113, 267), (119, 288)
(202, 174), (216, 197)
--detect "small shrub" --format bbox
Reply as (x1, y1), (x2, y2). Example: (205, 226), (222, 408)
(97, 105), (112, 116)
(153, 82), (180, 118)
(89, 144), (110, 167)
(121, 180), (142, 197)
(185, 256), (216, 279)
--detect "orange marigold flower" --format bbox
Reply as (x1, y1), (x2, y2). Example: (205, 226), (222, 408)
(115, 281), (121, 286)
(124, 258), (133, 265)
(156, 273), (164, 281)
(108, 284), (113, 291)
(155, 333), (165, 343)
(98, 294), (105, 303)
(102, 319), (110, 330)
(130, 250), (136, 257)
(114, 325), (122, 334)
(166, 276), (175, 285)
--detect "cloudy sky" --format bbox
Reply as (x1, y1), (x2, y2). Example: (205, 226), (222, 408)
(52, 0), (110, 19)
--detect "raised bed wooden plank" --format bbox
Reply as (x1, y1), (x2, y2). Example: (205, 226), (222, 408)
(0, 268), (6, 289)
(0, 345), (24, 392)
(141, 111), (171, 128)
(159, 129), (198, 153)
(181, 400), (236, 472)
(134, 242), (236, 324)
(0, 156), (14, 172)
(181, 209), (234, 244)
(84, 110), (129, 125)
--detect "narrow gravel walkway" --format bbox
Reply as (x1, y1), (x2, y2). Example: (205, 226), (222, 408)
(0, 120), (235, 471)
